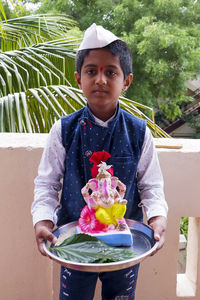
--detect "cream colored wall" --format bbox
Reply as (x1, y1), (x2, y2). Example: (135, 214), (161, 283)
(136, 144), (200, 300)
(0, 134), (200, 300)
(0, 134), (53, 300)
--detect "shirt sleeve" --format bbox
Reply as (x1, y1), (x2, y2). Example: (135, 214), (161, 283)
(137, 126), (168, 221)
(31, 119), (66, 226)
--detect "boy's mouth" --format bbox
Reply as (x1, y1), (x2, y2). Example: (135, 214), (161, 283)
(93, 89), (108, 94)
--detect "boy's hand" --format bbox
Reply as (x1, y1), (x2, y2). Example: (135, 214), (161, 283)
(34, 220), (57, 256)
(148, 216), (167, 256)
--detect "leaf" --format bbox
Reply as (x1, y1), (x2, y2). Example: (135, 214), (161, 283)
(0, 85), (170, 136)
(50, 233), (136, 263)
(0, 1), (6, 22)
(0, 14), (78, 50)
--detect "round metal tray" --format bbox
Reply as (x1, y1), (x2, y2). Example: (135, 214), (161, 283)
(43, 219), (158, 272)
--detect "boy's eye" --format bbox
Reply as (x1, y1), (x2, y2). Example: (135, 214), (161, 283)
(105, 70), (116, 77)
(85, 69), (117, 77)
(86, 69), (97, 75)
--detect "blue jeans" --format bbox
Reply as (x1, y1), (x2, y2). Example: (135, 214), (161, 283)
(59, 264), (139, 300)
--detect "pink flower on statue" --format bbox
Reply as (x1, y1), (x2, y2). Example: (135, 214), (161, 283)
(78, 205), (107, 233)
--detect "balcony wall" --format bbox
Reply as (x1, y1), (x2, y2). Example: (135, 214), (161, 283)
(0, 133), (200, 300)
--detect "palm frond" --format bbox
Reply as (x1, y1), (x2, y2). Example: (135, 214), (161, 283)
(0, 38), (79, 96)
(0, 14), (78, 51)
(0, 0), (6, 22)
(0, 85), (169, 137)
(119, 95), (169, 137)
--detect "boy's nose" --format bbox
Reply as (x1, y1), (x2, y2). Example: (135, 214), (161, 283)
(95, 72), (107, 85)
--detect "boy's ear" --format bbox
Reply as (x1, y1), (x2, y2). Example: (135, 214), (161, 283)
(75, 71), (81, 88)
(123, 73), (133, 92)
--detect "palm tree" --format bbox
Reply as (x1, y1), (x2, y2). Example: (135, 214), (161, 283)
(0, 2), (169, 136)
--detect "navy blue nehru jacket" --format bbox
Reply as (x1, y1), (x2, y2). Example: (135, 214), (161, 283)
(56, 103), (146, 226)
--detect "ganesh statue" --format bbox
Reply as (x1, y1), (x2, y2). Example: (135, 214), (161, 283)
(76, 151), (133, 247)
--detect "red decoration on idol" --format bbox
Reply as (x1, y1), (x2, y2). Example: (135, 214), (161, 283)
(89, 151), (113, 177)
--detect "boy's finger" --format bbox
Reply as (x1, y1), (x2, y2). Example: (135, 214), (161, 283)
(36, 229), (57, 256)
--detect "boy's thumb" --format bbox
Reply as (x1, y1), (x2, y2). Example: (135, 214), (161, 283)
(154, 232), (160, 241)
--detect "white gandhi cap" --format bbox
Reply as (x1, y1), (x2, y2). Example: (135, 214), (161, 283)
(78, 23), (120, 51)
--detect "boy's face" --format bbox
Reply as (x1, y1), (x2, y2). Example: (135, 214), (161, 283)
(75, 49), (133, 120)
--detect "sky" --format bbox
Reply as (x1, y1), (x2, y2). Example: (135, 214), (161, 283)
(7, 0), (41, 12)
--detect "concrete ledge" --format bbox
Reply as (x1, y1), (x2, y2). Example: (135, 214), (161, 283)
(1, 134), (200, 152)
(0, 133), (48, 148)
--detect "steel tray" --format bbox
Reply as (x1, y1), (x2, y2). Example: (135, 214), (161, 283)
(43, 219), (158, 272)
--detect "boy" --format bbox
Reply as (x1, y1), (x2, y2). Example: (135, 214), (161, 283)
(32, 23), (168, 300)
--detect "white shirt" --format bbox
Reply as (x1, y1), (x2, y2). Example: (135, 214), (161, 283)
(31, 116), (168, 226)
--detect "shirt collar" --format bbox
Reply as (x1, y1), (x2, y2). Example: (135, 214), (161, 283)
(93, 111), (117, 127)
(86, 102), (119, 128)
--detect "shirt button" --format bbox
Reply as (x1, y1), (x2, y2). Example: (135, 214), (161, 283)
(80, 119), (86, 126)
(85, 150), (92, 157)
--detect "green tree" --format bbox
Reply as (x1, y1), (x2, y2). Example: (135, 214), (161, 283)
(114, 0), (200, 121)
(37, 0), (121, 30)
(37, 0), (200, 121)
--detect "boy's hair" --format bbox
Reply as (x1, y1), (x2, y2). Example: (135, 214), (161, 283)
(75, 40), (132, 78)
